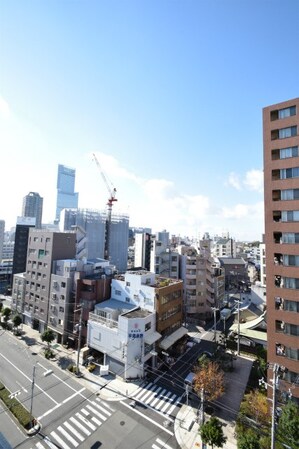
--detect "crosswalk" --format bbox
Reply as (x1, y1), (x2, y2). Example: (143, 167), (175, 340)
(30, 398), (113, 449)
(130, 382), (183, 418)
(152, 437), (174, 449)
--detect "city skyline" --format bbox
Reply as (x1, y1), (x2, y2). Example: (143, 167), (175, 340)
(1, 0), (299, 240)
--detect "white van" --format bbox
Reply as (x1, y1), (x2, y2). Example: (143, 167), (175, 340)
(184, 372), (196, 387)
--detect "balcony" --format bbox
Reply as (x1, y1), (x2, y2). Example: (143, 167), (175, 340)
(89, 312), (118, 329)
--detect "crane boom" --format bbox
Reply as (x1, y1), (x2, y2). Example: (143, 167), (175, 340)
(92, 152), (118, 261)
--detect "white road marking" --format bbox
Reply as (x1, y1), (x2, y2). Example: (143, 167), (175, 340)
(155, 391), (172, 410)
(43, 436), (60, 449)
(144, 387), (162, 404)
(161, 393), (176, 412)
(91, 416), (102, 426)
(86, 404), (107, 421)
(156, 438), (173, 449)
(70, 416), (91, 436)
(150, 388), (167, 407)
(51, 431), (71, 449)
(92, 401), (112, 416)
(62, 387), (86, 404)
(36, 443), (45, 449)
(134, 382), (153, 399)
(121, 401), (174, 436)
(165, 394), (183, 416)
(76, 412), (96, 431)
(58, 425), (79, 447)
(64, 421), (85, 442)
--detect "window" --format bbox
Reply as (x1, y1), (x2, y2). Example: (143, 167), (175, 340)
(279, 106), (296, 119)
(282, 211), (299, 222)
(280, 167), (299, 179)
(271, 106), (296, 121)
(126, 281), (130, 286)
(59, 307), (64, 313)
(271, 126), (297, 140)
(282, 233), (299, 244)
(283, 277), (299, 290)
(284, 300), (299, 312)
(281, 189), (299, 200)
(61, 282), (66, 288)
(280, 146), (298, 159)
(125, 297), (130, 303)
(145, 322), (151, 331)
(38, 249), (45, 258)
(115, 290), (121, 296)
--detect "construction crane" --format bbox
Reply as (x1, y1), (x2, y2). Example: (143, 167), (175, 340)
(92, 153), (117, 260)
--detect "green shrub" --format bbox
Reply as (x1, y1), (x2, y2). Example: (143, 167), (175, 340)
(0, 382), (32, 428)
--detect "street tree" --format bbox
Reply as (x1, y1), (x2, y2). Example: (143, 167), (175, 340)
(12, 315), (22, 333)
(276, 401), (299, 449)
(237, 429), (260, 449)
(239, 389), (270, 427)
(194, 361), (225, 402)
(200, 417), (227, 449)
(41, 329), (55, 348)
(2, 307), (11, 322)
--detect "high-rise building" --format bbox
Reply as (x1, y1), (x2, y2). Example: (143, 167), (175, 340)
(60, 208), (129, 272)
(22, 229), (76, 332)
(55, 164), (79, 223)
(0, 220), (4, 261)
(12, 217), (36, 278)
(22, 192), (43, 228)
(263, 97), (299, 400)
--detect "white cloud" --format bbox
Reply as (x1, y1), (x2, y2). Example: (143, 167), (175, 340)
(227, 172), (241, 190)
(244, 169), (264, 193)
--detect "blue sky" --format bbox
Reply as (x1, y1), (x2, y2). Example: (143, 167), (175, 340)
(1, 0), (298, 240)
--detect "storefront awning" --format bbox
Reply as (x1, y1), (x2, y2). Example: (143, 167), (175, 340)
(144, 331), (161, 345)
(159, 326), (188, 351)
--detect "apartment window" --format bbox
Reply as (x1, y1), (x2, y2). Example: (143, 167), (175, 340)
(126, 281), (130, 287)
(271, 126), (297, 140)
(145, 322), (151, 331)
(125, 297), (130, 303)
(115, 290), (121, 296)
(61, 282), (66, 288)
(284, 300), (299, 312)
(280, 146), (298, 159)
(38, 249), (45, 258)
(271, 106), (296, 121)
(282, 211), (299, 222)
(285, 347), (299, 361)
(283, 277), (299, 290)
(281, 189), (299, 200)
(280, 167), (299, 179)
(283, 255), (299, 266)
(284, 323), (299, 336)
(282, 233), (299, 244)
(59, 307), (64, 313)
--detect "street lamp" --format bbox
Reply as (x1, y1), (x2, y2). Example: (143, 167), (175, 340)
(74, 307), (83, 376)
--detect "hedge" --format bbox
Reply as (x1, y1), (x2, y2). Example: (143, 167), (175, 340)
(0, 381), (33, 428)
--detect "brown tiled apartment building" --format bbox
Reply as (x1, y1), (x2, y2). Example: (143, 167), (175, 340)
(263, 98), (299, 401)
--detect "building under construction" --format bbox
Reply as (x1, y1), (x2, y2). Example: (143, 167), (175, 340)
(60, 208), (129, 272)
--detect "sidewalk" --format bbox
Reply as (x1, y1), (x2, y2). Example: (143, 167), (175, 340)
(19, 324), (244, 448)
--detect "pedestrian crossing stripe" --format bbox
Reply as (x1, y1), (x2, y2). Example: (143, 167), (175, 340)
(63, 421), (85, 442)
(50, 430), (71, 449)
(131, 383), (182, 417)
(76, 411), (97, 431)
(153, 438), (173, 449)
(69, 416), (91, 436)
(57, 425), (79, 447)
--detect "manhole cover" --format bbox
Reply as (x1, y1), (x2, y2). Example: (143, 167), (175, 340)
(120, 421), (125, 426)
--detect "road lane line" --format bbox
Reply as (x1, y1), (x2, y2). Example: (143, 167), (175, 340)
(58, 425), (79, 447)
(38, 403), (61, 420)
(121, 401), (174, 436)
(51, 431), (71, 449)
(0, 352), (58, 405)
(70, 416), (91, 436)
(62, 387), (86, 404)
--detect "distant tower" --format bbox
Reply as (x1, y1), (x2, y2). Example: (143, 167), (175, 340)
(22, 192), (43, 229)
(55, 164), (79, 223)
(0, 220), (4, 261)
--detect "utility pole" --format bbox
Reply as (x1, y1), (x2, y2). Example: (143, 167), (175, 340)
(29, 365), (36, 428)
(75, 307), (83, 376)
(237, 298), (241, 356)
(200, 388), (205, 426)
(271, 363), (279, 449)
(185, 384), (189, 406)
(212, 307), (217, 343)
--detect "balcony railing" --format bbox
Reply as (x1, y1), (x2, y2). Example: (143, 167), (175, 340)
(89, 312), (118, 329)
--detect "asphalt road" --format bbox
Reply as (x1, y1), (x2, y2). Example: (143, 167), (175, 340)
(0, 330), (180, 449)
